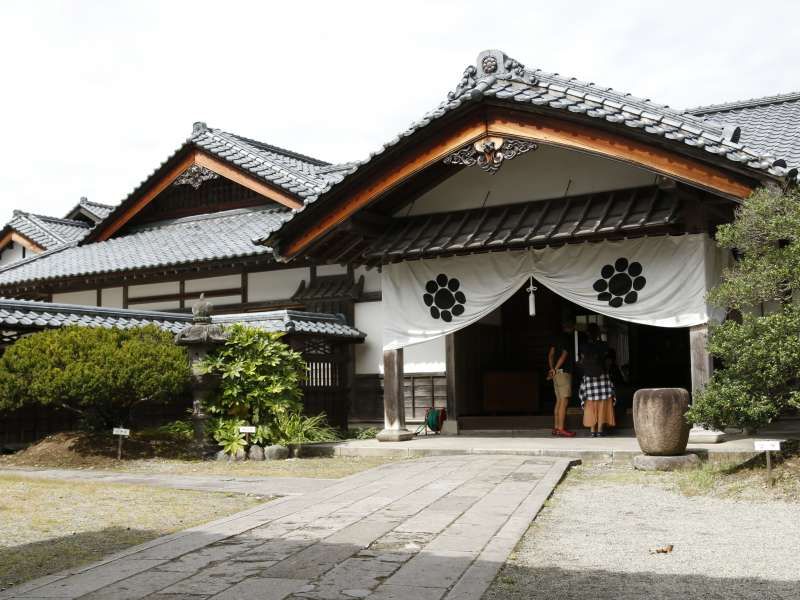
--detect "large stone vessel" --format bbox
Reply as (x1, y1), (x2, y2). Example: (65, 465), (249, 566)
(633, 388), (691, 456)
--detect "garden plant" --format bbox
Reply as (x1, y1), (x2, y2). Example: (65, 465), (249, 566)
(687, 187), (800, 431)
(0, 325), (190, 430)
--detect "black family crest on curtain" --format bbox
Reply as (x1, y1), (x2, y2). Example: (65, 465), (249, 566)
(593, 258), (646, 307)
(423, 274), (466, 322)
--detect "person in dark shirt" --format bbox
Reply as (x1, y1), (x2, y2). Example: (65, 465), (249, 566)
(547, 321), (576, 437)
(579, 323), (616, 437)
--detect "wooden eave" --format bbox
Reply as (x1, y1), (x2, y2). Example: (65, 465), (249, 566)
(0, 229), (45, 255)
(275, 102), (765, 261)
(86, 147), (304, 243)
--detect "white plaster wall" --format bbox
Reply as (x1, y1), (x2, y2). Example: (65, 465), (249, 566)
(127, 281), (180, 299)
(203, 294), (242, 307)
(402, 145), (658, 216)
(52, 289), (97, 306)
(355, 265), (381, 294)
(185, 274), (242, 293)
(129, 300), (181, 311)
(354, 300), (446, 374)
(354, 301), (383, 374)
(248, 268), (308, 302)
(316, 264), (348, 277)
(101, 287), (124, 308)
(0, 242), (26, 267)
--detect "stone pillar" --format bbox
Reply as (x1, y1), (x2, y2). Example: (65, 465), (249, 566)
(376, 348), (414, 442)
(688, 323), (726, 443)
(175, 296), (230, 456)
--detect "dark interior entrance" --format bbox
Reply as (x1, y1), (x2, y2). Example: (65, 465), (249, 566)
(451, 282), (691, 429)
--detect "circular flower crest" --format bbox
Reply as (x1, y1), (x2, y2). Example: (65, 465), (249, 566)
(593, 257), (646, 307)
(423, 274), (466, 322)
(481, 55), (498, 74)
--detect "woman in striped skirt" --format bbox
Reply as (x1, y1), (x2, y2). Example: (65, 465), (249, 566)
(579, 323), (616, 437)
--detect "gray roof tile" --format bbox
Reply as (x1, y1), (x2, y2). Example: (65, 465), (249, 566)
(0, 298), (365, 339)
(257, 49), (796, 247)
(0, 207), (287, 287)
(687, 92), (800, 169)
(4, 211), (90, 250)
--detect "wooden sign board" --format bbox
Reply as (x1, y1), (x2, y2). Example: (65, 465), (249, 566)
(113, 428), (131, 437)
(239, 426), (256, 434)
(754, 440), (782, 452)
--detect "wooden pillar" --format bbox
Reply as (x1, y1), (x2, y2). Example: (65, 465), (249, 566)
(688, 323), (726, 443)
(376, 348), (413, 442)
(689, 324), (713, 394)
(442, 333), (459, 435)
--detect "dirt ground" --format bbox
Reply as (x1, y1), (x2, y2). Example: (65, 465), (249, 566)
(485, 460), (800, 600)
(0, 432), (401, 478)
(0, 475), (265, 591)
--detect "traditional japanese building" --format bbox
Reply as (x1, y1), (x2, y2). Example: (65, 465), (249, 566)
(1, 50), (798, 442)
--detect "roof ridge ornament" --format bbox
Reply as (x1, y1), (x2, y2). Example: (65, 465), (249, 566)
(443, 136), (538, 175)
(447, 50), (537, 100)
(173, 164), (219, 189)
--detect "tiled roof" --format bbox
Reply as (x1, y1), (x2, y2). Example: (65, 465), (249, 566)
(292, 275), (363, 301)
(687, 92), (800, 169)
(214, 310), (365, 339)
(65, 197), (116, 223)
(257, 50), (796, 248)
(0, 298), (365, 340)
(0, 298), (188, 333)
(0, 207), (287, 287)
(4, 211), (91, 250)
(363, 186), (681, 263)
(189, 124), (353, 200)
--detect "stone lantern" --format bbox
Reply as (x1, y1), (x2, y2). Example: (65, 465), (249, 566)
(175, 295), (229, 455)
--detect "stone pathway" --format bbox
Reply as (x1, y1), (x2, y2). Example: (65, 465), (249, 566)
(1, 455), (572, 600)
(0, 468), (334, 497)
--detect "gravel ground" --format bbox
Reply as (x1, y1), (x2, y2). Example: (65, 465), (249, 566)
(485, 467), (800, 600)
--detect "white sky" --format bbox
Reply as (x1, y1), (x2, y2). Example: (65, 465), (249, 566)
(1, 0), (798, 225)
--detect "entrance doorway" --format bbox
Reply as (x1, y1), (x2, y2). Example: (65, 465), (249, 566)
(450, 282), (691, 430)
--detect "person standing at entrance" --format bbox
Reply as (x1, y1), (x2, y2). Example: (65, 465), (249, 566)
(547, 321), (576, 437)
(579, 323), (616, 437)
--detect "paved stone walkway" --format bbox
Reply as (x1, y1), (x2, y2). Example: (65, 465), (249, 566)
(2, 455), (572, 600)
(0, 468), (334, 497)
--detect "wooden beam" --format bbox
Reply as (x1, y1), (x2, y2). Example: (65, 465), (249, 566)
(193, 153), (303, 210)
(97, 152), (197, 242)
(285, 119), (489, 257)
(487, 109), (754, 199)
(283, 108), (756, 258)
(95, 149), (303, 243)
(0, 231), (45, 254)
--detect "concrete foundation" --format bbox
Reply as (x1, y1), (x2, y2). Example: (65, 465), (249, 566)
(633, 453), (702, 471)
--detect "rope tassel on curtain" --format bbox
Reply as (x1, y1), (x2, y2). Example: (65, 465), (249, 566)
(527, 275), (537, 317)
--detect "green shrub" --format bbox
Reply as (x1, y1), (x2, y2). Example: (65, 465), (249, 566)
(686, 187), (800, 431)
(201, 325), (308, 452)
(345, 426), (380, 440)
(271, 412), (340, 445)
(0, 325), (189, 430)
(208, 418), (248, 455)
(139, 420), (194, 441)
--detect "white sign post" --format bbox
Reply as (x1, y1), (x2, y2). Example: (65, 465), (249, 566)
(239, 425), (256, 447)
(113, 427), (131, 460)
(754, 440), (783, 487)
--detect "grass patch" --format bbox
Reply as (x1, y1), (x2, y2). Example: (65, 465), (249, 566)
(0, 432), (403, 479)
(0, 475), (264, 591)
(567, 447), (800, 502)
